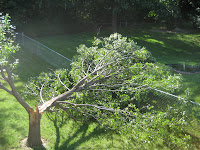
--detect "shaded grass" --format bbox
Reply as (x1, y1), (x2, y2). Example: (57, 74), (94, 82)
(35, 33), (96, 60)
(0, 25), (200, 149)
(0, 48), (151, 150)
(121, 29), (200, 103)
(0, 48), (54, 149)
(0, 81), (29, 149)
(124, 30), (200, 65)
(37, 27), (200, 103)
(13, 48), (55, 81)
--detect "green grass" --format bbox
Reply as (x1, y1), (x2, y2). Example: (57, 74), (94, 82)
(36, 27), (200, 103)
(1, 25), (200, 149)
(0, 49), (54, 149)
(13, 48), (55, 81)
(36, 33), (96, 60)
(120, 29), (200, 102)
(0, 48), (155, 150)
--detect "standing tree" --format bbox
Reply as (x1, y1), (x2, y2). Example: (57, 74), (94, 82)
(0, 14), (182, 148)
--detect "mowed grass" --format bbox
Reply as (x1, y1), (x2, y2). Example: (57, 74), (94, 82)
(121, 28), (200, 103)
(0, 49), (53, 149)
(36, 33), (96, 60)
(0, 52), (157, 150)
(0, 47), (161, 150)
(1, 25), (200, 149)
(37, 27), (200, 103)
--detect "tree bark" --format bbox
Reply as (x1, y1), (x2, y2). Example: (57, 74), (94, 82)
(27, 106), (43, 147)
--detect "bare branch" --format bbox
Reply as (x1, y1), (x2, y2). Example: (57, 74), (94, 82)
(87, 62), (94, 74)
(5, 65), (31, 113)
(57, 73), (70, 91)
(89, 83), (128, 88)
(89, 89), (129, 92)
(56, 101), (137, 122)
(25, 84), (40, 97)
(0, 76), (5, 81)
(95, 48), (115, 70)
(81, 58), (87, 76)
(0, 65), (8, 81)
(58, 105), (81, 121)
(40, 83), (45, 103)
(73, 75), (88, 89)
(38, 87), (79, 113)
(56, 101), (118, 113)
(0, 82), (12, 95)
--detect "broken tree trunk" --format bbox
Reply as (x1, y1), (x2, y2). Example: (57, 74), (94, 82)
(27, 106), (42, 147)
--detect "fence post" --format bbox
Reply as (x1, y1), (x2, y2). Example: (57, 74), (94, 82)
(22, 32), (24, 46)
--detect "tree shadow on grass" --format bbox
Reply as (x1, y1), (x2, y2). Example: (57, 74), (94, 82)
(122, 30), (200, 64)
(47, 112), (109, 150)
(0, 107), (9, 148)
(58, 123), (107, 150)
(0, 104), (27, 148)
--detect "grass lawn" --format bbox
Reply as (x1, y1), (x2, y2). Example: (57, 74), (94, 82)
(121, 27), (200, 103)
(36, 27), (200, 103)
(0, 49), (128, 150)
(0, 47), (166, 150)
(35, 33), (96, 60)
(0, 25), (200, 149)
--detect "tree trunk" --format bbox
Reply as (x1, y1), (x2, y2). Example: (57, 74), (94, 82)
(112, 12), (117, 33)
(27, 107), (43, 147)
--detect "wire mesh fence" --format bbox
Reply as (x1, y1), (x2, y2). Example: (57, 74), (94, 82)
(16, 32), (72, 69)
(15, 32), (200, 123)
(138, 88), (200, 119)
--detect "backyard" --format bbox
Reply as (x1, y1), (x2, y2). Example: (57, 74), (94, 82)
(1, 0), (200, 149)
(0, 24), (200, 150)
(36, 25), (200, 103)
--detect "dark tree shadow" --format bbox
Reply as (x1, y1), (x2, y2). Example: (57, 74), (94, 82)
(58, 123), (107, 150)
(0, 107), (9, 147)
(47, 112), (111, 150)
(0, 105), (28, 148)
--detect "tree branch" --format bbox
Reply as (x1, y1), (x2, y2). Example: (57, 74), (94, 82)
(58, 105), (81, 121)
(57, 73), (70, 91)
(5, 65), (31, 113)
(0, 82), (12, 95)
(0, 64), (8, 81)
(40, 83), (45, 103)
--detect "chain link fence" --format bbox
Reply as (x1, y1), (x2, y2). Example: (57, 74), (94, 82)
(16, 32), (72, 69)
(15, 32), (200, 124)
(140, 88), (200, 116)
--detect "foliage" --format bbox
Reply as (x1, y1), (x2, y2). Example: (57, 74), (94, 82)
(0, 14), (199, 149)
(25, 33), (182, 128)
(180, 0), (200, 28)
(0, 13), (19, 81)
(0, 13), (19, 60)
(139, 0), (181, 29)
(123, 106), (192, 149)
(70, 33), (181, 94)
(1, 0), (199, 32)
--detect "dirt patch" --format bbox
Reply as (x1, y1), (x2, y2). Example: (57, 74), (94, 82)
(20, 138), (32, 150)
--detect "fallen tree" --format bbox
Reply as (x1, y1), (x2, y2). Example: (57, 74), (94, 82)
(1, 14), (184, 148)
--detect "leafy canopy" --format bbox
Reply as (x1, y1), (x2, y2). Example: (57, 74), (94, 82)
(0, 13), (19, 69)
(26, 33), (182, 108)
